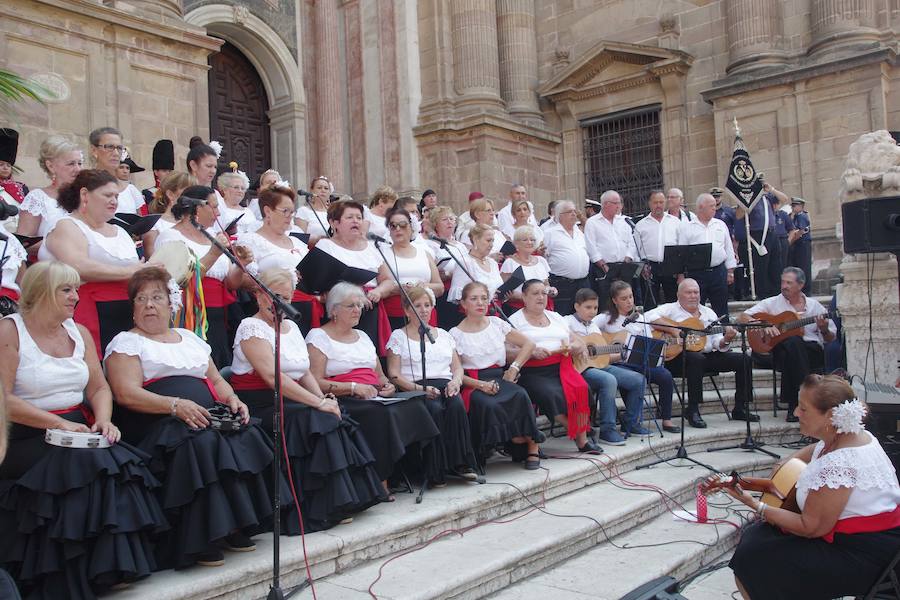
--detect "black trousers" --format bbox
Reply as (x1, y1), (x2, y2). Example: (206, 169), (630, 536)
(768, 236), (789, 293)
(686, 262), (729, 318)
(738, 229), (775, 299)
(665, 350), (750, 412)
(644, 261), (677, 311)
(549, 274), (590, 316)
(789, 240), (812, 294)
(773, 337), (824, 410)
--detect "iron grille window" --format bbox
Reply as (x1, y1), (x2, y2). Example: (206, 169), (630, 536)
(582, 105), (663, 217)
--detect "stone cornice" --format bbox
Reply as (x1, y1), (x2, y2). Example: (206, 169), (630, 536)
(538, 40), (693, 103)
(414, 113), (561, 145)
(701, 45), (898, 103)
(27, 0), (221, 51)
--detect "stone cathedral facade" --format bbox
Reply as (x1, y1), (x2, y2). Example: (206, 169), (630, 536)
(3, 0), (900, 267)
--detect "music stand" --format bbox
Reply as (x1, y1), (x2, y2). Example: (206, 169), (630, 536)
(661, 244), (712, 278)
(598, 261), (644, 282)
(625, 335), (666, 436)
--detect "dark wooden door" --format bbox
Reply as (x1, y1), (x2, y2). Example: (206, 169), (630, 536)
(208, 41), (270, 185)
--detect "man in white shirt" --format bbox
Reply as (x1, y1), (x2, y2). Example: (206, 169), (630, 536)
(634, 190), (680, 310)
(584, 190), (638, 310)
(677, 193), (737, 318)
(645, 278), (756, 428)
(739, 267), (836, 422)
(666, 187), (695, 222)
(543, 200), (591, 316)
(496, 183), (537, 234)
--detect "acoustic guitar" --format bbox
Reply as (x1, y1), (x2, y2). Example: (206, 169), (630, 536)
(572, 331), (628, 373)
(699, 457), (807, 513)
(650, 316), (728, 361)
(746, 310), (838, 354)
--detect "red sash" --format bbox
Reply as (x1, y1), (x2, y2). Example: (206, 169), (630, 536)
(143, 376), (222, 403)
(0, 287), (19, 301)
(524, 354), (590, 439)
(201, 276), (236, 308)
(229, 372), (268, 391)
(364, 286), (392, 357)
(73, 280), (130, 358)
(49, 403), (96, 427)
(823, 505), (900, 543)
(291, 289), (324, 328)
(331, 368), (381, 387)
(460, 364), (500, 411)
(381, 294), (437, 325)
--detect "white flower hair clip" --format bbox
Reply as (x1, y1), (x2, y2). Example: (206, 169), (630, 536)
(208, 140), (223, 158)
(167, 278), (183, 311)
(121, 148), (129, 161)
(273, 179), (293, 191)
(830, 398), (867, 434)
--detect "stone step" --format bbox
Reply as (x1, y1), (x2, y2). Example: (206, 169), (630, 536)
(114, 414), (799, 600)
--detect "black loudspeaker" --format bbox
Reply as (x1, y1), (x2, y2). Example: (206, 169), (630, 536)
(868, 404), (900, 476)
(620, 576), (688, 600)
(841, 196), (900, 254)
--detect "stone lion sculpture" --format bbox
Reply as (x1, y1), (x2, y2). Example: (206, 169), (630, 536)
(840, 130), (900, 202)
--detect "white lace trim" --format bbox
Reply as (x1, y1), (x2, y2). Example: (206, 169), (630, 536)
(798, 438), (900, 492)
(306, 327), (376, 376)
(103, 329), (210, 376)
(450, 317), (511, 360)
(20, 188), (52, 216)
(232, 317), (309, 377)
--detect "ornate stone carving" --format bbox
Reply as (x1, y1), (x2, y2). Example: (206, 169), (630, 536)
(232, 4), (250, 24)
(28, 73), (70, 103)
(659, 14), (678, 34)
(839, 130), (900, 202)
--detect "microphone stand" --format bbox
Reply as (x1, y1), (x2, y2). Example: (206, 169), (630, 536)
(633, 318), (717, 473)
(304, 194), (332, 238)
(707, 320), (780, 459)
(370, 237), (435, 503)
(192, 220), (306, 600)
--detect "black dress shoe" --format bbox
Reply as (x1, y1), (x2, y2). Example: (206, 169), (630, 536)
(687, 412), (707, 429)
(577, 439), (603, 455)
(786, 414), (799, 423)
(662, 423), (682, 434)
(731, 408), (761, 422)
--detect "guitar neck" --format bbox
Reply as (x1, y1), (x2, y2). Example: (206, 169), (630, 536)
(782, 311), (834, 332)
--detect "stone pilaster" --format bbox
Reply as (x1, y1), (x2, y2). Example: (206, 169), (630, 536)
(496, 0), (541, 122)
(450, 0), (504, 113)
(809, 0), (879, 55)
(113, 0), (183, 21)
(837, 253), (900, 383)
(725, 0), (787, 74)
(315, 0), (346, 188)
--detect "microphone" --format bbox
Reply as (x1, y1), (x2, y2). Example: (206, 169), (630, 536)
(706, 313), (730, 330)
(0, 200), (19, 221)
(367, 232), (388, 244)
(296, 189), (314, 198)
(329, 194), (342, 203)
(622, 312), (641, 326)
(429, 234), (450, 247)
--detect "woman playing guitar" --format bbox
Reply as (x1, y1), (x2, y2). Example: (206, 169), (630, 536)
(719, 374), (900, 600)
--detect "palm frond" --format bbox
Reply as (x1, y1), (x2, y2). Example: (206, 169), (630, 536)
(0, 69), (53, 118)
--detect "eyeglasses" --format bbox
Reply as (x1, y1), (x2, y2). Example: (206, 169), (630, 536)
(518, 238), (537, 242)
(339, 302), (364, 310)
(135, 294), (168, 305)
(389, 221), (410, 230)
(272, 207), (293, 217)
(226, 185), (247, 192)
(94, 144), (125, 154)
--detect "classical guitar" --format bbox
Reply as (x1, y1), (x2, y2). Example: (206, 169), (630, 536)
(699, 457), (807, 513)
(572, 331), (627, 372)
(650, 316), (728, 361)
(747, 310), (838, 354)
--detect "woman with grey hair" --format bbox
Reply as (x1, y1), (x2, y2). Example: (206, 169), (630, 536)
(307, 282), (440, 500)
(18, 135), (84, 237)
(88, 127), (145, 215)
(217, 170), (257, 234)
(231, 268), (384, 531)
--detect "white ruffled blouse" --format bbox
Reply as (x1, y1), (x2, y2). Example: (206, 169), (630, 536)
(231, 317), (310, 380)
(236, 230), (307, 274)
(20, 188), (67, 237)
(40, 216), (139, 266)
(449, 317), (511, 370)
(385, 327), (455, 381)
(155, 227), (231, 281)
(306, 327), (377, 377)
(104, 328), (211, 381)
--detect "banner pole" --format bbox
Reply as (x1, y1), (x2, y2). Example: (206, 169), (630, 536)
(745, 215), (756, 300)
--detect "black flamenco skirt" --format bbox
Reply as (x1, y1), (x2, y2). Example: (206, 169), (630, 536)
(415, 379), (478, 477)
(436, 294), (464, 331)
(517, 364), (568, 422)
(117, 376), (278, 569)
(0, 411), (167, 600)
(205, 305), (232, 368)
(338, 394), (440, 482)
(237, 389), (385, 533)
(466, 367), (543, 454)
(729, 521), (900, 600)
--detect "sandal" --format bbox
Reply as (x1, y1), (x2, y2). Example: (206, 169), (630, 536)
(524, 452), (541, 470)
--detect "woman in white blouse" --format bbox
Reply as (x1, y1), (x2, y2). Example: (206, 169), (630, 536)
(155, 185), (246, 367)
(425, 206), (468, 329)
(725, 375), (900, 600)
(293, 175), (331, 243)
(216, 170), (258, 235)
(447, 224), (504, 311)
(450, 281), (544, 470)
(508, 280), (601, 454)
(500, 225), (556, 312)
(230, 268), (384, 530)
(142, 171), (194, 258)
(105, 267), (278, 570)
(386, 285), (478, 482)
(500, 199), (543, 249)
(459, 198), (506, 259)
(381, 207), (443, 330)
(307, 282), (440, 500)
(42, 169), (144, 355)
(17, 135), (83, 239)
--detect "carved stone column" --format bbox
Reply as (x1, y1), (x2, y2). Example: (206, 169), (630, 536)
(115, 0), (183, 21)
(809, 0), (879, 55)
(497, 0), (541, 121)
(724, 0), (787, 74)
(315, 0), (346, 187)
(450, 0), (504, 112)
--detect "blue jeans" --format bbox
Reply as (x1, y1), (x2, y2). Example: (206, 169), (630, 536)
(581, 365), (646, 431)
(620, 364), (674, 419)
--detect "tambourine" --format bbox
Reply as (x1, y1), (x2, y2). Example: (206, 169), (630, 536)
(207, 404), (244, 433)
(148, 240), (194, 287)
(45, 428), (111, 449)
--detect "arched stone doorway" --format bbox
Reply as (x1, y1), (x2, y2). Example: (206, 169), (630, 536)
(208, 41), (270, 184)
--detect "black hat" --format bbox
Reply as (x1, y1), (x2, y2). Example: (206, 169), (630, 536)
(108, 212), (162, 236)
(709, 187), (724, 198)
(0, 129), (19, 165)
(421, 189), (436, 200)
(151, 139), (175, 171)
(297, 247), (378, 294)
(790, 197), (806, 205)
(584, 198), (602, 209)
(121, 156), (145, 174)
